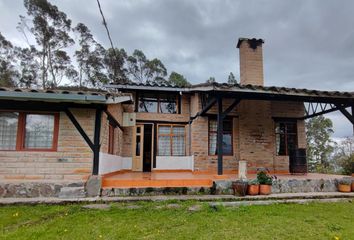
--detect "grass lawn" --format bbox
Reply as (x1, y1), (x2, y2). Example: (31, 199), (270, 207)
(0, 201), (353, 240)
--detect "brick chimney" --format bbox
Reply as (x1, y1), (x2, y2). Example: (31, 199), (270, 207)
(237, 38), (264, 86)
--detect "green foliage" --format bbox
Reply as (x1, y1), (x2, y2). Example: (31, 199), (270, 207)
(0, 32), (18, 87)
(257, 169), (272, 185)
(306, 116), (335, 173)
(168, 71), (191, 87)
(332, 137), (354, 175)
(338, 178), (352, 185)
(0, 202), (353, 239)
(248, 179), (259, 185)
(227, 72), (237, 84)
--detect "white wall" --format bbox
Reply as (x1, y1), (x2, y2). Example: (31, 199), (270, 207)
(155, 156), (194, 170)
(99, 152), (132, 175)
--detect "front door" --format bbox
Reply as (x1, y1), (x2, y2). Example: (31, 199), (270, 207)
(132, 125), (144, 171)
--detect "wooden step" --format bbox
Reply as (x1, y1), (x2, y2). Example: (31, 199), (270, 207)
(102, 178), (213, 189)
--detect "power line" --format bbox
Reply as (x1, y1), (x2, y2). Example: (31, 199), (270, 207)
(96, 0), (125, 83)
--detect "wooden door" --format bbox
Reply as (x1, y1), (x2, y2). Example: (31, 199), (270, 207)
(132, 125), (144, 171)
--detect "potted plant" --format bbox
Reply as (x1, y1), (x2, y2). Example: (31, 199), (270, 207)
(338, 178), (351, 193)
(257, 169), (272, 195)
(247, 179), (260, 195)
(231, 179), (248, 196)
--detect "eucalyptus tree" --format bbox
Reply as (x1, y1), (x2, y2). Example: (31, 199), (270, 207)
(0, 33), (19, 87)
(22, 0), (75, 88)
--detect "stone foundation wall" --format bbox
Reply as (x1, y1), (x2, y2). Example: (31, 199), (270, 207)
(0, 182), (83, 198)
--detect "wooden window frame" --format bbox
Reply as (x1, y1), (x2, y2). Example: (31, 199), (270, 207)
(108, 123), (115, 155)
(0, 111), (60, 152)
(157, 124), (186, 156)
(136, 92), (180, 114)
(208, 117), (233, 156)
(274, 119), (298, 156)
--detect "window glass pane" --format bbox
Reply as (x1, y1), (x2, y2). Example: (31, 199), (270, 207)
(286, 123), (297, 134)
(158, 126), (171, 135)
(159, 101), (177, 114)
(223, 133), (232, 155)
(172, 126), (184, 135)
(172, 135), (184, 156)
(276, 134), (286, 155)
(209, 120), (217, 132)
(209, 132), (217, 155)
(158, 136), (170, 156)
(136, 135), (141, 156)
(287, 134), (297, 153)
(138, 93), (158, 113)
(25, 114), (54, 149)
(0, 112), (19, 150)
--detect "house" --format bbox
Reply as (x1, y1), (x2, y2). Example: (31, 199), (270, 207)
(1, 38), (354, 197)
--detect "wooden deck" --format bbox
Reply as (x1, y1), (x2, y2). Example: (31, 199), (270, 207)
(101, 171), (346, 189)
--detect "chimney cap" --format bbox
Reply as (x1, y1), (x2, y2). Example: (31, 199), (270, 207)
(237, 38), (264, 49)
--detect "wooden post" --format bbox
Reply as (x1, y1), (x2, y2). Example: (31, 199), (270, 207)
(92, 108), (102, 175)
(217, 97), (223, 175)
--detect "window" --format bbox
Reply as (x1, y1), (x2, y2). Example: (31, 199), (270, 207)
(108, 123), (115, 154)
(138, 93), (178, 114)
(275, 120), (297, 156)
(209, 118), (233, 155)
(0, 112), (59, 151)
(157, 125), (185, 156)
(0, 112), (19, 150)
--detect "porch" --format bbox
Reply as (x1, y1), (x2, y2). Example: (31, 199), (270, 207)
(101, 170), (346, 189)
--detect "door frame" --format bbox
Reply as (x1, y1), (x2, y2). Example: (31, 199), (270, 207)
(132, 123), (154, 171)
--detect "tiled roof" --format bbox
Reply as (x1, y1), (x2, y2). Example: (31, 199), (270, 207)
(107, 82), (354, 100)
(0, 87), (132, 104)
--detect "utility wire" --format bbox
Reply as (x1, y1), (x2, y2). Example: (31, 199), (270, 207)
(96, 0), (125, 83)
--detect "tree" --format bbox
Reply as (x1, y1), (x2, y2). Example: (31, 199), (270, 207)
(22, 0), (75, 88)
(306, 115), (335, 173)
(0, 33), (19, 87)
(332, 137), (354, 175)
(126, 49), (167, 83)
(15, 46), (39, 88)
(206, 77), (216, 84)
(74, 23), (107, 87)
(227, 72), (237, 84)
(168, 71), (191, 87)
(103, 47), (127, 84)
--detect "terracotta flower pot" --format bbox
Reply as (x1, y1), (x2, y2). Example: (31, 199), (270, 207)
(247, 184), (260, 195)
(338, 184), (351, 193)
(232, 181), (248, 196)
(352, 182), (354, 192)
(259, 184), (272, 195)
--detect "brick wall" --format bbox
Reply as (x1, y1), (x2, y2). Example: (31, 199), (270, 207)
(190, 97), (306, 174)
(239, 40), (264, 86)
(0, 109), (95, 182)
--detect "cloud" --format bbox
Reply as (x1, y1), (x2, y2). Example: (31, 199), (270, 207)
(1, 0), (354, 137)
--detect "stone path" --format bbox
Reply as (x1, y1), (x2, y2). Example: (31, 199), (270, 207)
(0, 192), (353, 205)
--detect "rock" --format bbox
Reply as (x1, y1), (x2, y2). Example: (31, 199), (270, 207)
(58, 187), (86, 199)
(125, 205), (141, 209)
(166, 203), (181, 209)
(39, 184), (54, 197)
(188, 205), (202, 212)
(0, 185), (5, 197)
(82, 204), (111, 210)
(85, 175), (102, 197)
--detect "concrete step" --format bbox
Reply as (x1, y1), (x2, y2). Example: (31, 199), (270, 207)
(58, 187), (86, 199)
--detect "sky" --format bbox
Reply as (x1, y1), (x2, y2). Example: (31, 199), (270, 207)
(0, 0), (354, 138)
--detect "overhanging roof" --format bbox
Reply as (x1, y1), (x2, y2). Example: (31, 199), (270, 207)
(0, 87), (132, 104)
(106, 82), (354, 104)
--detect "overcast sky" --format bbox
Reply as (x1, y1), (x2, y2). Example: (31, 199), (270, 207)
(1, 0), (354, 138)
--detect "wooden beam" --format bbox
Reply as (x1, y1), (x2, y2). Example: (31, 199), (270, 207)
(92, 109), (102, 175)
(300, 104), (347, 120)
(222, 99), (241, 118)
(217, 97), (223, 175)
(64, 109), (94, 151)
(336, 104), (354, 125)
(104, 109), (123, 131)
(190, 97), (216, 121)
